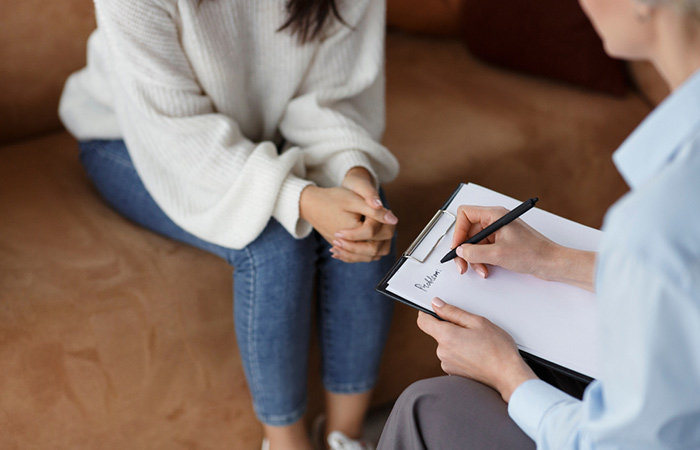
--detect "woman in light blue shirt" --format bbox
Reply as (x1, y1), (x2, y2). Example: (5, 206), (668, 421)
(377, 0), (700, 448)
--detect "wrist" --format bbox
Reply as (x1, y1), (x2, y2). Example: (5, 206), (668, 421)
(299, 185), (320, 223)
(536, 242), (569, 282)
(496, 358), (538, 403)
(344, 166), (373, 183)
(539, 245), (596, 291)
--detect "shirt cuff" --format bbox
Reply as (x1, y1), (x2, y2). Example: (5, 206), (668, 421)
(508, 379), (577, 441)
(321, 149), (379, 188)
(272, 174), (315, 239)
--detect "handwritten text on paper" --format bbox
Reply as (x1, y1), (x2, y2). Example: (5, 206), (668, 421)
(415, 269), (442, 292)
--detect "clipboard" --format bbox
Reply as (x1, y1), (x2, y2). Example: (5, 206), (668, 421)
(376, 186), (460, 319)
(376, 183), (598, 384)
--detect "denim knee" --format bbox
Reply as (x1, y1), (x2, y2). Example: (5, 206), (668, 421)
(231, 221), (318, 426)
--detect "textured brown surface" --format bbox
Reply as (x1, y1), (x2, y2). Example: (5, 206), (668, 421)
(0, 134), (260, 449)
(0, 7), (652, 450)
(0, 0), (95, 144)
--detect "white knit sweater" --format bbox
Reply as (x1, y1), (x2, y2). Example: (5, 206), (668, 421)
(59, 0), (399, 249)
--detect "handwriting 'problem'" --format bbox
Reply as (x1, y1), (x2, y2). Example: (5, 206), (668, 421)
(415, 269), (442, 292)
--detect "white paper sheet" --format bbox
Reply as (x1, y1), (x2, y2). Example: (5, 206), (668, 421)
(386, 183), (601, 378)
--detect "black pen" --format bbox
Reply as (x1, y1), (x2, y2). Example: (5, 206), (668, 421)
(440, 197), (539, 263)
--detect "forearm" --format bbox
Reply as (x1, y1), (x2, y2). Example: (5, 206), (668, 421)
(539, 244), (597, 292)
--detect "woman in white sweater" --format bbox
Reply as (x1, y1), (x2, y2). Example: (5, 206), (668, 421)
(60, 1), (400, 449)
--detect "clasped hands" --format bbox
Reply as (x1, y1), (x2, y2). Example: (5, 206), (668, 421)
(299, 167), (398, 263)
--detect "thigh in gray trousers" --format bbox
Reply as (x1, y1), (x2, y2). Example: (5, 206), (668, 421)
(377, 376), (535, 450)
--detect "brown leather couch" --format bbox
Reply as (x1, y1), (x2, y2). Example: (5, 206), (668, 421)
(0, 1), (657, 449)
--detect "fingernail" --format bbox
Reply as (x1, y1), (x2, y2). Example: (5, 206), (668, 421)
(432, 297), (445, 309)
(334, 232), (344, 239)
(332, 240), (343, 248)
(373, 197), (383, 208)
(457, 263), (465, 275)
(330, 247), (338, 255)
(456, 247), (464, 258)
(476, 268), (486, 278)
(384, 211), (398, 224)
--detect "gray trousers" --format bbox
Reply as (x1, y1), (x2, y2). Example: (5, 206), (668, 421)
(377, 376), (535, 450)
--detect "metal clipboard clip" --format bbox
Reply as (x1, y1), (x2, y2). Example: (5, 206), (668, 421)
(403, 209), (456, 263)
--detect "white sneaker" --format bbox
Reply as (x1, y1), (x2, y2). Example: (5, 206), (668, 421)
(262, 427), (372, 450)
(327, 431), (374, 450)
(312, 415), (374, 450)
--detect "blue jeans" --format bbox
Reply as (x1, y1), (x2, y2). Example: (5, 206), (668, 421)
(78, 140), (395, 426)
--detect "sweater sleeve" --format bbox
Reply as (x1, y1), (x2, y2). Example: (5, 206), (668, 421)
(278, 0), (399, 188)
(92, 0), (313, 249)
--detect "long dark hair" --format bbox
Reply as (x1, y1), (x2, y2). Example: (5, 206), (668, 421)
(197, 0), (346, 44)
(278, 0), (346, 43)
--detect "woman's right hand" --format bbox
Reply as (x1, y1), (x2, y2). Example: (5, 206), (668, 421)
(451, 205), (596, 291)
(299, 185), (397, 263)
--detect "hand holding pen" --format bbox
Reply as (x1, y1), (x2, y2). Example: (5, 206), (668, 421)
(443, 199), (559, 279)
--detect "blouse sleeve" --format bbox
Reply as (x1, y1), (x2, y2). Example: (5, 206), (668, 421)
(93, 0), (313, 249)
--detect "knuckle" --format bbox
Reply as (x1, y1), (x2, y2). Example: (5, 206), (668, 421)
(377, 229), (392, 242)
(352, 251), (370, 263)
(441, 331), (458, 348)
(342, 232), (359, 242)
(491, 247), (506, 263)
(355, 231), (371, 242)
(472, 316), (488, 328)
(436, 346), (447, 360)
(434, 327), (449, 343)
(440, 361), (451, 374)
(342, 251), (357, 261)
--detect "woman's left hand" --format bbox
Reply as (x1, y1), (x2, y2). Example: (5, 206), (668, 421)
(332, 167), (398, 262)
(417, 297), (537, 403)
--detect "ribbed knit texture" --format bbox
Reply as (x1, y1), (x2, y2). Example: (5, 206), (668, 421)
(59, 0), (398, 249)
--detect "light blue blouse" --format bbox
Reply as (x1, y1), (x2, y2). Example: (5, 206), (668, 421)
(508, 68), (700, 449)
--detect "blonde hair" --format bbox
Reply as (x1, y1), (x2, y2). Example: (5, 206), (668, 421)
(637, 0), (700, 17)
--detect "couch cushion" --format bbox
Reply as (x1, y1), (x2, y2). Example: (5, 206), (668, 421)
(0, 133), (263, 449)
(386, 0), (462, 35)
(459, 0), (629, 96)
(0, 0), (95, 144)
